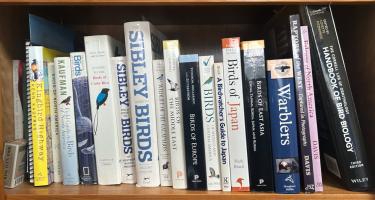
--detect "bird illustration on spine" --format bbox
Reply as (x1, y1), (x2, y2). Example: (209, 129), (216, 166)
(93, 88), (110, 135)
(31, 59), (39, 80)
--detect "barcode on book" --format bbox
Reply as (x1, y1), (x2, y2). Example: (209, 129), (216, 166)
(324, 153), (341, 179)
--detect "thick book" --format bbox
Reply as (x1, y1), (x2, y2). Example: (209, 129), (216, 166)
(179, 54), (207, 190)
(152, 59), (173, 186)
(300, 25), (323, 192)
(222, 37), (250, 192)
(124, 21), (163, 187)
(55, 57), (80, 185)
(3, 139), (26, 188)
(289, 14), (315, 193)
(241, 40), (274, 192)
(13, 60), (24, 140)
(214, 62), (231, 192)
(47, 62), (63, 183)
(28, 46), (65, 186)
(70, 52), (98, 184)
(306, 5), (371, 191)
(85, 35), (124, 185)
(199, 55), (221, 191)
(267, 59), (300, 194)
(163, 40), (188, 189)
(111, 56), (137, 184)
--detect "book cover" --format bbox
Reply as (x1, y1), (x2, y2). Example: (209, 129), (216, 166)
(289, 14), (315, 193)
(267, 59), (300, 194)
(241, 40), (274, 192)
(163, 40), (188, 189)
(199, 55), (221, 191)
(124, 21), (164, 187)
(55, 57), (80, 185)
(222, 37), (250, 192)
(3, 139), (26, 188)
(70, 52), (98, 184)
(13, 60), (24, 140)
(179, 54), (207, 190)
(214, 62), (231, 192)
(111, 56), (137, 184)
(306, 5), (371, 191)
(85, 35), (124, 185)
(152, 59), (173, 186)
(300, 25), (323, 192)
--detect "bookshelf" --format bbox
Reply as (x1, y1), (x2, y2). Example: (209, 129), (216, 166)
(0, 2), (374, 200)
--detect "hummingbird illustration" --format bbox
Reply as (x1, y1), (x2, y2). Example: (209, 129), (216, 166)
(60, 96), (71, 105)
(236, 177), (244, 189)
(31, 59), (39, 79)
(157, 74), (164, 81)
(209, 167), (220, 178)
(275, 65), (290, 73)
(162, 161), (169, 170)
(93, 88), (110, 135)
(167, 78), (179, 91)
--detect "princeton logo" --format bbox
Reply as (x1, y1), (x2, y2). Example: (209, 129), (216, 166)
(267, 59), (294, 79)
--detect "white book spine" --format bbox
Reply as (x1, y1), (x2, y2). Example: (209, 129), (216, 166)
(222, 38), (250, 191)
(84, 35), (124, 185)
(124, 22), (162, 187)
(153, 59), (173, 186)
(199, 56), (221, 191)
(12, 60), (23, 140)
(162, 40), (187, 189)
(47, 62), (63, 183)
(214, 62), (232, 192)
(54, 57), (79, 185)
(111, 56), (137, 184)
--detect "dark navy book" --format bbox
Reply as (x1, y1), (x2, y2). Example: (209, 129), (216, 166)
(71, 52), (98, 184)
(267, 58), (300, 194)
(179, 54), (207, 190)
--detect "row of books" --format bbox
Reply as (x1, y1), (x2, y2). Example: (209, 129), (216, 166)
(8, 5), (370, 193)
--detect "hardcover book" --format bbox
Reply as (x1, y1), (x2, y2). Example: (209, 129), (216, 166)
(152, 59), (173, 186)
(179, 54), (207, 190)
(111, 56), (137, 184)
(3, 139), (26, 188)
(163, 40), (188, 189)
(267, 59), (300, 194)
(85, 35), (124, 185)
(306, 5), (370, 191)
(124, 21), (164, 187)
(222, 37), (250, 192)
(71, 52), (98, 184)
(199, 55), (221, 191)
(241, 40), (274, 192)
(214, 62), (231, 192)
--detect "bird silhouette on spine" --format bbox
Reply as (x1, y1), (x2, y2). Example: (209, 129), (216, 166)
(93, 88), (110, 135)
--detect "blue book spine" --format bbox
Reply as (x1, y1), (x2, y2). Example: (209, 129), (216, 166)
(70, 52), (98, 184)
(267, 59), (300, 193)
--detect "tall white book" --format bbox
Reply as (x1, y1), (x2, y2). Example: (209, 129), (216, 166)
(124, 21), (163, 187)
(54, 57), (79, 185)
(111, 56), (137, 184)
(214, 62), (232, 192)
(153, 59), (173, 187)
(12, 60), (23, 140)
(162, 40), (187, 189)
(222, 37), (250, 191)
(199, 56), (221, 191)
(47, 62), (63, 183)
(84, 35), (124, 185)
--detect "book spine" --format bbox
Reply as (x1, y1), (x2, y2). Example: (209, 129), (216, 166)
(221, 37), (250, 192)
(71, 52), (98, 184)
(13, 60), (24, 140)
(289, 14), (315, 193)
(179, 54), (207, 190)
(124, 22), (161, 187)
(199, 56), (221, 191)
(300, 26), (323, 192)
(3, 143), (15, 188)
(152, 59), (173, 186)
(47, 62), (63, 183)
(85, 35), (123, 185)
(241, 40), (274, 192)
(162, 40), (188, 189)
(55, 57), (80, 185)
(24, 42), (33, 183)
(306, 5), (370, 190)
(214, 62), (231, 192)
(110, 56), (136, 184)
(29, 46), (49, 186)
(267, 58), (300, 194)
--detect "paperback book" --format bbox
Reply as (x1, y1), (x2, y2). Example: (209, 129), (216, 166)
(13, 60), (24, 140)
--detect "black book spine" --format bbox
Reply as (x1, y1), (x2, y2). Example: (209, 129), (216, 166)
(289, 14), (315, 193)
(179, 54), (207, 190)
(241, 40), (274, 192)
(306, 5), (370, 191)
